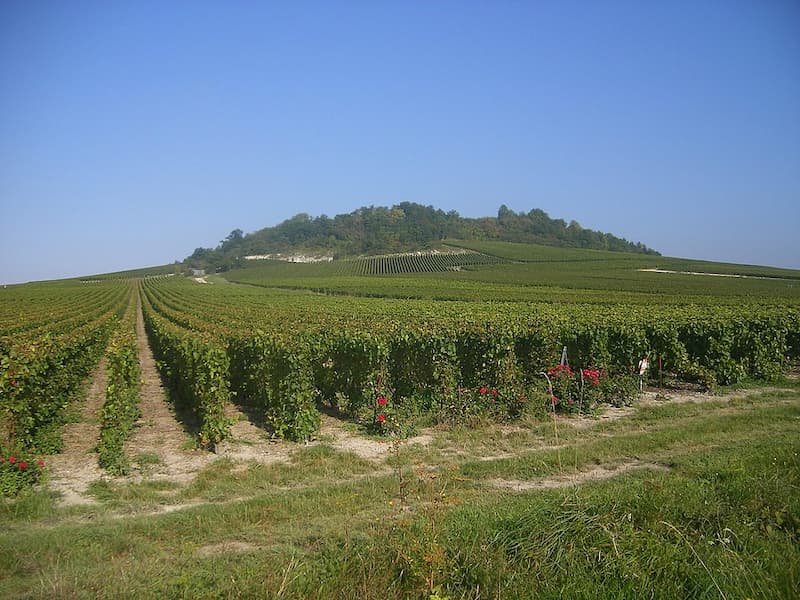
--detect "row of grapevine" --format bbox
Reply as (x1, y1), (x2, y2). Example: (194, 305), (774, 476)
(0, 283), (128, 352)
(228, 333), (319, 440)
(143, 281), (319, 443)
(150, 277), (800, 382)
(141, 276), (800, 441)
(97, 287), (142, 474)
(0, 281), (132, 454)
(341, 249), (505, 276)
(141, 289), (233, 447)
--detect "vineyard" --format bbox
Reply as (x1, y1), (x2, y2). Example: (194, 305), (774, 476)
(2, 246), (799, 598)
(0, 281), (132, 455)
(4, 245), (799, 455)
(338, 248), (506, 275)
(137, 272), (800, 445)
(229, 241), (800, 304)
(233, 246), (505, 280)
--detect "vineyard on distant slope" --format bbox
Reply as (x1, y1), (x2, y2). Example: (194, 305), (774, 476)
(338, 248), (505, 275)
(227, 241), (800, 305)
(236, 247), (505, 278)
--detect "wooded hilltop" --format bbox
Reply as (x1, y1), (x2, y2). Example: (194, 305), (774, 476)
(188, 203), (659, 271)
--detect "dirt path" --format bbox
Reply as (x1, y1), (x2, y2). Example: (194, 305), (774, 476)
(124, 304), (217, 483)
(45, 357), (108, 505)
(128, 303), (296, 478)
(488, 461), (670, 492)
(215, 403), (295, 467)
(317, 413), (392, 461)
(564, 386), (796, 429)
(316, 413), (435, 462)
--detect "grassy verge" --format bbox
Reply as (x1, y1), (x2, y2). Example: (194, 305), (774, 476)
(1, 387), (797, 598)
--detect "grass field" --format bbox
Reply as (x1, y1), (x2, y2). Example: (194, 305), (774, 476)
(2, 383), (798, 598)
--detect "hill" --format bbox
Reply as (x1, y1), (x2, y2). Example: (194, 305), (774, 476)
(222, 239), (800, 306)
(186, 203), (659, 271)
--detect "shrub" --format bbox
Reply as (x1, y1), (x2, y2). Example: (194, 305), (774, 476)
(0, 453), (46, 497)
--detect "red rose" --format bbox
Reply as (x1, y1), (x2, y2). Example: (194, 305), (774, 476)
(377, 397), (387, 407)
(479, 387), (488, 395)
(18, 461), (27, 469)
(491, 389), (498, 396)
(377, 414), (386, 423)
(551, 396), (558, 404)
(37, 460), (45, 467)
(9, 456), (16, 464)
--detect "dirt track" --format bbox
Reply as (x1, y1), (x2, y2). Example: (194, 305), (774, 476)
(124, 303), (216, 483)
(44, 357), (108, 505)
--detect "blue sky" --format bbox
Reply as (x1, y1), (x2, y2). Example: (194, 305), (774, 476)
(1, 1), (798, 283)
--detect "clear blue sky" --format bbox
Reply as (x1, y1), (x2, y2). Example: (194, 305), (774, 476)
(1, 1), (798, 283)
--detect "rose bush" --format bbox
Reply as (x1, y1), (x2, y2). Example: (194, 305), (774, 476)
(0, 453), (46, 497)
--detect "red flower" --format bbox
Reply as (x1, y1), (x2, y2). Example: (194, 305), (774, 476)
(491, 388), (498, 397)
(376, 396), (387, 407)
(582, 368), (601, 380)
(592, 380), (599, 386)
(377, 414), (386, 423)
(0, 457), (4, 463)
(9, 456), (16, 464)
(18, 461), (27, 469)
(551, 396), (558, 404)
(479, 386), (488, 395)
(550, 365), (574, 377)
(37, 460), (45, 467)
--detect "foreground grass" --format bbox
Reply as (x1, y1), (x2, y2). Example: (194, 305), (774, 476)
(1, 387), (798, 599)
